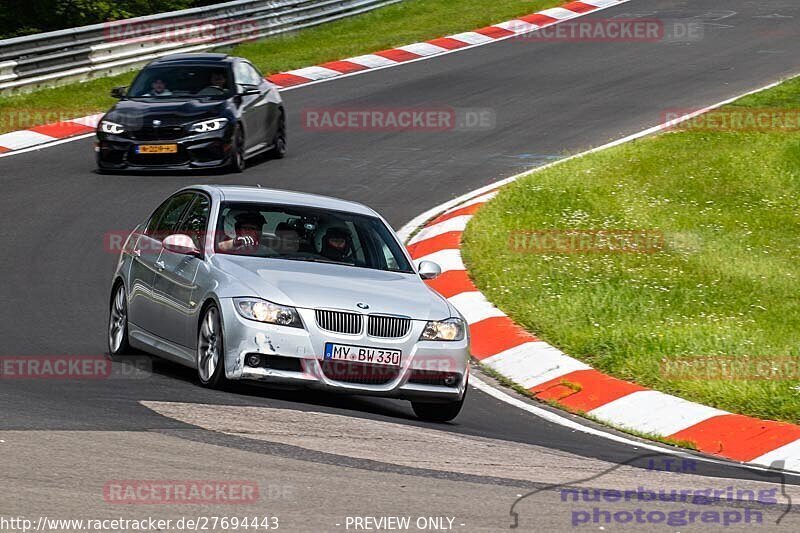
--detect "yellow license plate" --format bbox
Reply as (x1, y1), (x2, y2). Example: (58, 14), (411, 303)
(137, 144), (178, 154)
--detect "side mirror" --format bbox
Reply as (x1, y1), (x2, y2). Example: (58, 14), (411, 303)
(239, 84), (260, 96)
(110, 86), (127, 99)
(417, 260), (441, 280)
(163, 234), (201, 257)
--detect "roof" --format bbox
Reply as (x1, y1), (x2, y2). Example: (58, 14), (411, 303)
(150, 53), (232, 65)
(185, 185), (378, 217)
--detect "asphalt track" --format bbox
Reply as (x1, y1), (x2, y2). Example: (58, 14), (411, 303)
(1, 0), (800, 530)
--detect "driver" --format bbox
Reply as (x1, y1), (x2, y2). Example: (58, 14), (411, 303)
(218, 212), (267, 255)
(320, 227), (354, 264)
(145, 78), (172, 96)
(209, 71), (228, 90)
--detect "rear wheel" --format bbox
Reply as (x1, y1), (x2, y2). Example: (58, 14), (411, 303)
(108, 283), (131, 356)
(411, 383), (467, 423)
(229, 126), (246, 173)
(197, 304), (228, 388)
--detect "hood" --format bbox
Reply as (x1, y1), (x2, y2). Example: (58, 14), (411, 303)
(107, 98), (228, 127)
(212, 255), (452, 321)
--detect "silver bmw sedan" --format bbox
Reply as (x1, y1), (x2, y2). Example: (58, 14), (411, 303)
(108, 185), (470, 421)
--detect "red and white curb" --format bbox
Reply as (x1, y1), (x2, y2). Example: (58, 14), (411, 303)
(404, 188), (800, 473)
(399, 90), (800, 474)
(265, 0), (624, 89)
(0, 0), (629, 156)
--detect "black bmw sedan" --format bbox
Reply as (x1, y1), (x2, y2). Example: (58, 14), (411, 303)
(96, 53), (286, 173)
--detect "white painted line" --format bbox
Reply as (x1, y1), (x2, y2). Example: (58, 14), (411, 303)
(412, 249), (465, 272)
(447, 291), (506, 324)
(446, 190), (499, 211)
(483, 341), (591, 388)
(447, 32), (495, 45)
(751, 439), (800, 472)
(589, 390), (728, 437)
(407, 214), (471, 245)
(397, 42), (448, 57)
(345, 54), (398, 68)
(0, 130), (56, 150)
(0, 132), (96, 158)
(286, 66), (343, 80)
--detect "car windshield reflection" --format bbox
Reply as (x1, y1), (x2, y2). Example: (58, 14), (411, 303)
(214, 202), (414, 274)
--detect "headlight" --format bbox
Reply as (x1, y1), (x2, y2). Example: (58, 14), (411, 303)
(190, 118), (228, 133)
(420, 318), (465, 341)
(234, 298), (303, 328)
(100, 120), (125, 134)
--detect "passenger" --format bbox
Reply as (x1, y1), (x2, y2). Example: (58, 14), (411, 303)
(274, 222), (301, 254)
(320, 227), (354, 264)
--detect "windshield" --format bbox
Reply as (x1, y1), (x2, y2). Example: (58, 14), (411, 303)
(214, 202), (414, 273)
(127, 65), (233, 99)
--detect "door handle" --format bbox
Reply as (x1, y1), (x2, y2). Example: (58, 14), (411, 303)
(156, 260), (166, 270)
(132, 249), (141, 257)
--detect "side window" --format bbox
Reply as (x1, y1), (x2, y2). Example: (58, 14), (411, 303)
(145, 193), (194, 241)
(177, 194), (211, 249)
(234, 62), (251, 86)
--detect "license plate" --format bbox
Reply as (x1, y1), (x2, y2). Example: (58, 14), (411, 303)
(136, 144), (178, 154)
(324, 343), (401, 367)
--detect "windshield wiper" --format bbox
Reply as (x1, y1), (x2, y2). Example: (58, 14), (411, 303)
(283, 256), (353, 266)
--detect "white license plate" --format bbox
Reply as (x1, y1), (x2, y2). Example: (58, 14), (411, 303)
(324, 343), (401, 367)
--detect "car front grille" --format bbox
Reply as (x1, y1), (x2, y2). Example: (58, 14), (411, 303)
(367, 315), (411, 338)
(315, 309), (362, 335)
(130, 126), (185, 141)
(321, 361), (399, 385)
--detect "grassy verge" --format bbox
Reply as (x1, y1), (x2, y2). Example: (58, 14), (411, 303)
(462, 75), (800, 424)
(0, 0), (561, 134)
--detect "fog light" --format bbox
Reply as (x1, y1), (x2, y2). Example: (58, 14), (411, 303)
(246, 354), (261, 367)
(443, 374), (458, 386)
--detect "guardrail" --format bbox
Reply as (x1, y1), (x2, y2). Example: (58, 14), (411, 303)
(0, 0), (402, 94)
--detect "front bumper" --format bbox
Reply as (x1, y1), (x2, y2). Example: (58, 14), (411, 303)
(219, 298), (470, 402)
(96, 129), (233, 170)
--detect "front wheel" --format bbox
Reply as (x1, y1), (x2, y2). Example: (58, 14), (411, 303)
(267, 112), (287, 159)
(197, 305), (228, 388)
(108, 283), (131, 356)
(411, 385), (467, 423)
(229, 126), (246, 173)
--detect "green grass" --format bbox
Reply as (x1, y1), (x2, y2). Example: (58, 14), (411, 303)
(0, 0), (561, 134)
(462, 75), (800, 424)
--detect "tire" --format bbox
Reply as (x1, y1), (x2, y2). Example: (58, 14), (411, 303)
(229, 126), (246, 173)
(197, 304), (228, 388)
(108, 282), (131, 356)
(411, 383), (467, 423)
(267, 111), (287, 159)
